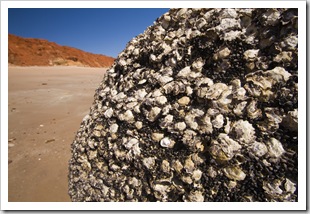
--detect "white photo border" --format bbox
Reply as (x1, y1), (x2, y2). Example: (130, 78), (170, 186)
(1, 0), (306, 210)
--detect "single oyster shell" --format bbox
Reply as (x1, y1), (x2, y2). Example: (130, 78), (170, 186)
(160, 114), (173, 129)
(147, 107), (161, 122)
(172, 160), (183, 174)
(243, 49), (259, 61)
(250, 141), (268, 157)
(118, 110), (132, 123)
(192, 169), (203, 182)
(263, 179), (283, 196)
(178, 96), (190, 106)
(199, 114), (213, 134)
(185, 114), (198, 130)
(104, 108), (114, 118)
(207, 166), (218, 178)
(258, 107), (283, 133)
(182, 129), (198, 148)
(210, 133), (242, 161)
(233, 101), (247, 116)
(109, 123), (119, 133)
(151, 132), (164, 142)
(161, 160), (171, 173)
(223, 166), (246, 181)
(160, 137), (175, 148)
(184, 157), (195, 174)
(273, 51), (293, 63)
(266, 138), (285, 160)
(231, 120), (256, 145)
(155, 96), (168, 105)
(247, 100), (262, 119)
(212, 114), (224, 129)
(174, 122), (187, 131)
(262, 9), (281, 26)
(185, 190), (204, 202)
(205, 83), (228, 100)
(281, 109), (298, 132)
(135, 121), (143, 130)
(143, 157), (156, 169)
(284, 178), (296, 194)
(177, 66), (191, 78)
(215, 18), (241, 32)
(213, 47), (231, 60)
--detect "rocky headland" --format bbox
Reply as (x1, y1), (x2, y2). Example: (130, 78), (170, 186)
(9, 34), (115, 67)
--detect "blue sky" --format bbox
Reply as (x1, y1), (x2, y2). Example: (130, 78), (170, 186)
(8, 8), (169, 58)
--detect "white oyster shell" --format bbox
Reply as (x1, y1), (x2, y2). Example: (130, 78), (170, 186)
(147, 107), (161, 122)
(244, 49), (259, 61)
(212, 114), (224, 129)
(143, 157), (156, 169)
(284, 179), (296, 194)
(263, 179), (283, 196)
(104, 108), (114, 118)
(250, 141), (268, 157)
(174, 122), (186, 131)
(231, 120), (256, 145)
(266, 138), (285, 159)
(160, 137), (175, 148)
(109, 123), (119, 133)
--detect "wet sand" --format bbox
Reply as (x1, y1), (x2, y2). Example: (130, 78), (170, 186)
(8, 66), (107, 202)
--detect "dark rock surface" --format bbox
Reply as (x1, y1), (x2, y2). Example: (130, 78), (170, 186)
(68, 8), (298, 202)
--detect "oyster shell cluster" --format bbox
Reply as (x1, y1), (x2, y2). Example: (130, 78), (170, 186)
(68, 8), (298, 202)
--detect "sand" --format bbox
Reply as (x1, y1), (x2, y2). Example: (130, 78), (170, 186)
(8, 66), (108, 202)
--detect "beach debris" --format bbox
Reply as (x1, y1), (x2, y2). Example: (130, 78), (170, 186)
(8, 138), (16, 142)
(45, 139), (55, 144)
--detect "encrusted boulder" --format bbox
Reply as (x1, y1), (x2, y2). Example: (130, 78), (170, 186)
(68, 8), (298, 202)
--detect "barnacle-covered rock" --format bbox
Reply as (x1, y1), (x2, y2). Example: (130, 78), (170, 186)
(69, 8), (298, 202)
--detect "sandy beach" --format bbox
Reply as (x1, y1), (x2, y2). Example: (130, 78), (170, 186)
(8, 66), (107, 202)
